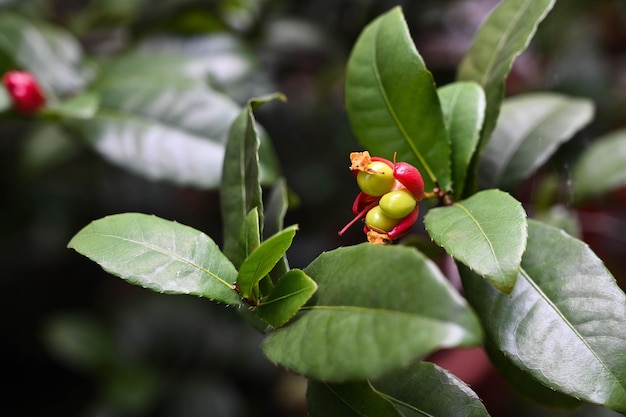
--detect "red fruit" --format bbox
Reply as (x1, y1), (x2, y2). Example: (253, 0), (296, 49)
(342, 151), (424, 244)
(3, 71), (46, 114)
(393, 161), (424, 200)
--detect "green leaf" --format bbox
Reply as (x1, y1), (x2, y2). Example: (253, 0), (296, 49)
(264, 177), (289, 239)
(460, 220), (626, 413)
(67, 213), (241, 305)
(478, 93), (594, 191)
(572, 129), (626, 203)
(238, 207), (261, 262)
(0, 12), (89, 95)
(236, 224), (298, 302)
(438, 81), (486, 199)
(483, 338), (581, 409)
(66, 78), (239, 188)
(262, 244), (482, 382)
(307, 380), (402, 417)
(93, 52), (210, 87)
(135, 34), (259, 98)
(457, 0), (556, 192)
(424, 189), (527, 293)
(345, 6), (450, 192)
(264, 178), (291, 280)
(372, 361), (491, 417)
(221, 94), (285, 267)
(43, 92), (100, 119)
(255, 269), (317, 328)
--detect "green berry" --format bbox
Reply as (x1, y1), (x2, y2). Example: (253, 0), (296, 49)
(356, 161), (394, 196)
(379, 189), (417, 219)
(365, 205), (399, 232)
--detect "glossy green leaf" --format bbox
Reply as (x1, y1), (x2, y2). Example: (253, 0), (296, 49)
(255, 269), (317, 328)
(0, 12), (89, 95)
(221, 94), (285, 267)
(345, 6), (450, 191)
(372, 361), (491, 417)
(479, 93), (594, 191)
(572, 129), (626, 203)
(483, 338), (581, 409)
(307, 380), (401, 417)
(262, 244), (482, 382)
(68, 71), (278, 188)
(66, 78), (235, 187)
(424, 189), (527, 293)
(460, 220), (626, 413)
(457, 0), (556, 193)
(438, 81), (486, 199)
(236, 224), (298, 301)
(68, 213), (241, 305)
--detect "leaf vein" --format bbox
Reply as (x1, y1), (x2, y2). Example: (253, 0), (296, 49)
(90, 232), (234, 289)
(453, 201), (503, 278)
(520, 267), (626, 395)
(371, 25), (437, 183)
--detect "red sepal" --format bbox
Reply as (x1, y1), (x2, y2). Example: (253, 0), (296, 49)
(387, 206), (419, 240)
(352, 192), (380, 215)
(393, 162), (424, 201)
(338, 192), (379, 236)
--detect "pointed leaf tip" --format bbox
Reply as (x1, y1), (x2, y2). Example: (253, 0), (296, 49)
(68, 213), (241, 305)
(461, 220), (626, 413)
(345, 6), (451, 192)
(424, 189), (527, 293)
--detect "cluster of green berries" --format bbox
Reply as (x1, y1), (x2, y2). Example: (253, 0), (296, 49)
(339, 151), (424, 244)
(2, 71), (46, 114)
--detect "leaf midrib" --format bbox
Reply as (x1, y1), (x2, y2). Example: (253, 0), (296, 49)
(479, 0), (534, 87)
(371, 22), (437, 184)
(82, 231), (234, 289)
(521, 267), (626, 398)
(376, 389), (435, 417)
(453, 201), (504, 280)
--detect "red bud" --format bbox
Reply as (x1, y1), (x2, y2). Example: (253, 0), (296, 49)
(3, 71), (46, 114)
